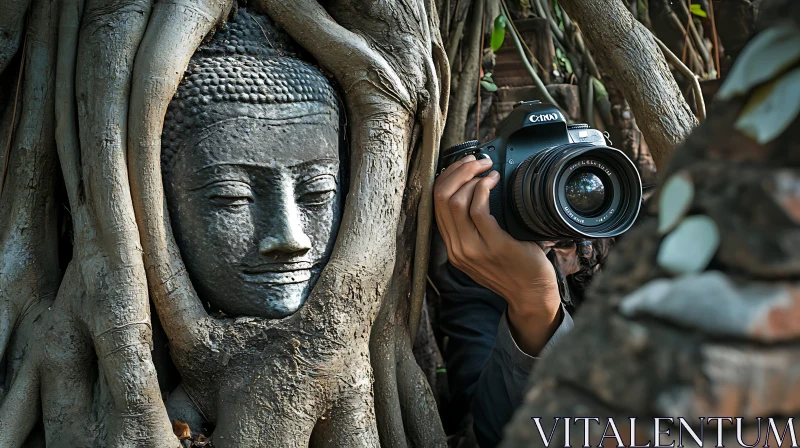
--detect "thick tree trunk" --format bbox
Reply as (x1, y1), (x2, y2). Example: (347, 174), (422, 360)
(559, 0), (698, 170)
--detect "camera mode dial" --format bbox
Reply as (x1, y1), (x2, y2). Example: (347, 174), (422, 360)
(567, 124), (589, 130)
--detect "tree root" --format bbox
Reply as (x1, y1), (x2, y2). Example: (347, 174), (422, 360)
(0, 0), (59, 444)
(654, 36), (706, 122)
(0, 0), (31, 76)
(54, 0), (84, 206)
(560, 0), (698, 170)
(441, 0), (483, 150)
(74, 0), (179, 444)
(396, 321), (446, 447)
(128, 0), (233, 355)
(409, 13), (449, 344)
(0, 356), (40, 448)
(371, 278), (408, 448)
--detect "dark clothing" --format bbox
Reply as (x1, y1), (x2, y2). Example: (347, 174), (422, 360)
(471, 309), (573, 447)
(432, 255), (507, 432)
(429, 231), (574, 447)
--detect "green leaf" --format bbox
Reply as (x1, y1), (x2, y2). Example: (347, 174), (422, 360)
(436, 368), (447, 373)
(735, 67), (800, 144)
(491, 15), (507, 51)
(657, 215), (720, 275)
(591, 78), (608, 101)
(658, 172), (694, 235)
(480, 80), (498, 92)
(553, 0), (564, 26)
(483, 72), (494, 83)
(717, 24), (800, 100)
(690, 4), (707, 17)
(554, 47), (573, 74)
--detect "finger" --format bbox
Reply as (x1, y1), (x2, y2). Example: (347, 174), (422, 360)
(469, 170), (506, 244)
(434, 155), (479, 258)
(435, 153), (476, 184)
(449, 177), (484, 253)
(433, 204), (456, 259)
(553, 248), (581, 276)
(434, 192), (462, 264)
(540, 241), (557, 250)
(435, 157), (493, 202)
(436, 154), (494, 190)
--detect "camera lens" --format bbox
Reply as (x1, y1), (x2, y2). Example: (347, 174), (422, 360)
(564, 171), (607, 216)
(511, 143), (641, 239)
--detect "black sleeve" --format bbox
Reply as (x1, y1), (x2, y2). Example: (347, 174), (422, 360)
(472, 308), (574, 448)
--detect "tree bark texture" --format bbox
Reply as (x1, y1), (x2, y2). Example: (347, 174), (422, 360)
(559, 0), (698, 171)
(0, 0), (449, 446)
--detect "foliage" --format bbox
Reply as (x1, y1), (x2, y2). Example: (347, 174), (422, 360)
(491, 15), (507, 51)
(689, 3), (707, 18)
(481, 72), (499, 92)
(591, 77), (608, 102)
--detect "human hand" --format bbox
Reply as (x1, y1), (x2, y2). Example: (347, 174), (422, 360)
(433, 155), (562, 355)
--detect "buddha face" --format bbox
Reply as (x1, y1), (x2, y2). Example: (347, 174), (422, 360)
(164, 100), (342, 318)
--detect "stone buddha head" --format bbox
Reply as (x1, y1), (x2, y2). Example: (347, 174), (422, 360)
(161, 10), (344, 319)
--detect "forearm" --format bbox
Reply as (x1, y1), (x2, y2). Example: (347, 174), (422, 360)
(471, 307), (574, 447)
(504, 281), (562, 357)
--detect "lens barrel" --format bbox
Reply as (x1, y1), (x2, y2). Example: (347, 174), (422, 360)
(511, 143), (641, 239)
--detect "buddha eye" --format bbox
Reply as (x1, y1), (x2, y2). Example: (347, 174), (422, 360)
(299, 190), (336, 205)
(205, 181), (253, 208)
(298, 175), (337, 206)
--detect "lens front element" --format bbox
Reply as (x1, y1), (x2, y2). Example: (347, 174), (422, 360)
(564, 171), (607, 216)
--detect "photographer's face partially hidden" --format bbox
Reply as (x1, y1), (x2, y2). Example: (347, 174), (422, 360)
(541, 240), (581, 277)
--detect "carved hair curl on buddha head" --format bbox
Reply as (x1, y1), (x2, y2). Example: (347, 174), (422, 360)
(161, 9), (344, 319)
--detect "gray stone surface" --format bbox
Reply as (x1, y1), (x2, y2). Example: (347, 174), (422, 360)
(161, 10), (343, 319)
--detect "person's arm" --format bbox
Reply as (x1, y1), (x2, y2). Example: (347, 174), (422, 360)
(432, 154), (564, 357)
(471, 307), (574, 447)
(433, 155), (574, 446)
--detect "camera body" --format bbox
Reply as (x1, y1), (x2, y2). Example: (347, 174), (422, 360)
(440, 101), (642, 241)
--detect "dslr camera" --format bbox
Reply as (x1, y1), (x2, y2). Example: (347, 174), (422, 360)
(440, 101), (642, 241)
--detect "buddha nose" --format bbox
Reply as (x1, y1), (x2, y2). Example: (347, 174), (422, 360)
(259, 194), (312, 256)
